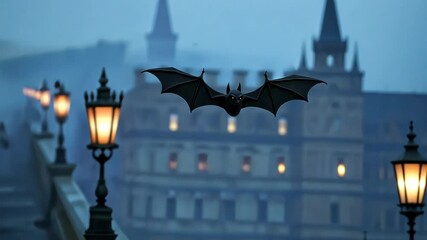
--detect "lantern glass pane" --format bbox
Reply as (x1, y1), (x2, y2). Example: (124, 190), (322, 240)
(54, 95), (70, 118)
(40, 91), (50, 107)
(110, 108), (121, 144)
(403, 163), (421, 204)
(94, 106), (114, 145)
(87, 107), (96, 144)
(418, 164), (427, 203)
(394, 163), (406, 204)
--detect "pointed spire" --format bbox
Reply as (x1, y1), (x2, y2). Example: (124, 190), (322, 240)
(99, 67), (108, 87)
(351, 43), (360, 72)
(319, 0), (342, 42)
(149, 0), (176, 37)
(298, 43), (307, 70)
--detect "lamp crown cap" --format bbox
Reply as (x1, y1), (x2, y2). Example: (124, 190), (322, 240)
(99, 67), (108, 87)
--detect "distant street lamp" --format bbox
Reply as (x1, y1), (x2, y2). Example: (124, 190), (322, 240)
(84, 68), (123, 240)
(391, 121), (427, 240)
(53, 81), (70, 163)
(39, 79), (51, 135)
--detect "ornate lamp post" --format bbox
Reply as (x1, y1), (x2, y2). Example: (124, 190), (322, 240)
(53, 81), (70, 163)
(391, 121), (427, 240)
(84, 68), (123, 240)
(39, 79), (51, 135)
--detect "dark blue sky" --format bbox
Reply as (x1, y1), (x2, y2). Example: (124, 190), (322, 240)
(1, 0), (427, 93)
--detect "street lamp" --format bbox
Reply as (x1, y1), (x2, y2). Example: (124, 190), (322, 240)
(391, 121), (427, 240)
(53, 81), (70, 163)
(39, 79), (51, 135)
(84, 68), (123, 240)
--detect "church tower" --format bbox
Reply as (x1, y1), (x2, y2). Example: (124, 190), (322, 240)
(290, 1), (365, 239)
(146, 0), (178, 65)
(313, 0), (347, 71)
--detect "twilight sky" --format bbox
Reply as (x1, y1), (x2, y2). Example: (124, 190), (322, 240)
(1, 0), (426, 93)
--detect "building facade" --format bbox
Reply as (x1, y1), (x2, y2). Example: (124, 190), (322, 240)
(117, 0), (427, 240)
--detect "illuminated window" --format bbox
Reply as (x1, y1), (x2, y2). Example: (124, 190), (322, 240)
(198, 153), (208, 172)
(169, 113), (178, 131)
(169, 153), (178, 171)
(277, 156), (286, 174)
(278, 117), (288, 136)
(337, 159), (346, 177)
(242, 156), (251, 173)
(227, 117), (236, 133)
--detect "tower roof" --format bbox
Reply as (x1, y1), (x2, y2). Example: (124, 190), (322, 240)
(148, 0), (176, 38)
(319, 0), (342, 42)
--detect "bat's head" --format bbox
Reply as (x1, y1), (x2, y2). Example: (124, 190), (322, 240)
(226, 83), (243, 106)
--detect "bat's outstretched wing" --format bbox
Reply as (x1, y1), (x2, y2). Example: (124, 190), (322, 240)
(142, 67), (225, 112)
(242, 74), (325, 116)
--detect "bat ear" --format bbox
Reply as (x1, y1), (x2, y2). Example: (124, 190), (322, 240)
(226, 83), (230, 94)
(237, 83), (241, 92)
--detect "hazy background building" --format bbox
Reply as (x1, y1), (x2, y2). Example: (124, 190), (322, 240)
(0, 0), (426, 239)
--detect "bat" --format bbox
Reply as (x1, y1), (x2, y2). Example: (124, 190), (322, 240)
(142, 67), (325, 117)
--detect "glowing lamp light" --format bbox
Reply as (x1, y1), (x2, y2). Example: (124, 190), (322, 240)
(198, 153), (208, 172)
(39, 80), (50, 109)
(53, 81), (70, 122)
(278, 117), (288, 136)
(84, 68), (123, 149)
(390, 122), (427, 240)
(277, 156), (286, 174)
(242, 156), (251, 173)
(227, 117), (236, 133)
(391, 122), (427, 207)
(337, 159), (346, 177)
(278, 162), (286, 174)
(169, 113), (179, 132)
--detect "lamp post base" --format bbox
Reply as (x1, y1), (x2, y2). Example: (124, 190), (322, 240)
(401, 209), (423, 240)
(84, 205), (117, 240)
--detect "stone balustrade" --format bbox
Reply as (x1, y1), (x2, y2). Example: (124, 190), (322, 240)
(30, 133), (129, 240)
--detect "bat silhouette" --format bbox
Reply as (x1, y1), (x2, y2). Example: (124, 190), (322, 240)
(142, 67), (325, 117)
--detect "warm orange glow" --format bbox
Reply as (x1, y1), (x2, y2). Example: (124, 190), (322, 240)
(198, 160), (208, 172)
(94, 107), (114, 144)
(278, 162), (286, 174)
(23, 88), (41, 100)
(337, 163), (346, 177)
(227, 117), (236, 133)
(169, 113), (178, 132)
(39, 90), (50, 108)
(278, 118), (288, 136)
(87, 107), (97, 144)
(169, 159), (177, 170)
(54, 95), (70, 118)
(110, 108), (120, 143)
(198, 154), (208, 172)
(242, 157), (251, 173)
(419, 165), (427, 203)
(242, 162), (251, 172)
(394, 163), (427, 204)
